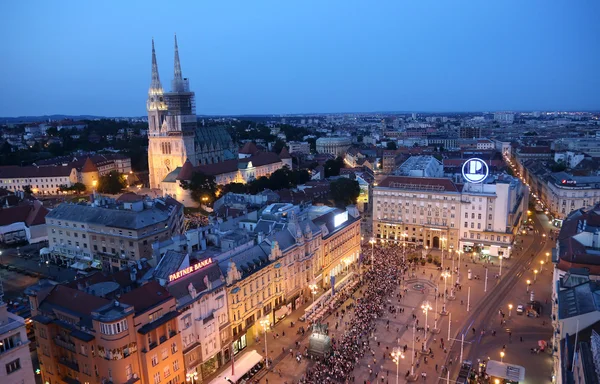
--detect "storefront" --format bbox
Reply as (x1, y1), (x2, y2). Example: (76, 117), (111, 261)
(200, 352), (222, 379)
(232, 334), (247, 356)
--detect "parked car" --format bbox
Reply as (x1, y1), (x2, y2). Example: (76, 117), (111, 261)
(516, 304), (525, 314)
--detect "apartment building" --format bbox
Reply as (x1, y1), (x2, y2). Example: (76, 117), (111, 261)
(372, 176), (462, 249)
(218, 241), (284, 358)
(152, 252), (230, 381)
(0, 165), (78, 195)
(372, 174), (527, 257)
(27, 276), (183, 384)
(459, 175), (527, 257)
(44, 194), (184, 272)
(546, 173), (600, 220)
(0, 297), (35, 384)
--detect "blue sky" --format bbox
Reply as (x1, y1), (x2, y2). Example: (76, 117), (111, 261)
(1, 0), (599, 117)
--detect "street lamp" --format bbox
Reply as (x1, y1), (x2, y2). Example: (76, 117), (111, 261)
(391, 348), (405, 384)
(508, 304), (513, 317)
(546, 252), (550, 263)
(540, 260), (544, 273)
(534, 269), (538, 282)
(441, 271), (450, 300)
(260, 318), (270, 368)
(527, 279), (531, 292)
(500, 351), (505, 363)
(186, 372), (198, 383)
(421, 301), (432, 338)
(309, 284), (318, 303)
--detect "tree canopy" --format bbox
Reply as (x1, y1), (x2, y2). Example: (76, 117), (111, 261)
(221, 167), (311, 195)
(386, 141), (398, 150)
(324, 157), (345, 177)
(330, 178), (360, 207)
(180, 172), (218, 205)
(97, 171), (127, 195)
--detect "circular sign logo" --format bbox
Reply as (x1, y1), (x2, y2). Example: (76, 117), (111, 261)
(462, 158), (489, 184)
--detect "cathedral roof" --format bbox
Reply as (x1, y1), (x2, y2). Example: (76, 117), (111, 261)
(81, 157), (98, 173)
(176, 159), (194, 181)
(279, 147), (291, 159)
(195, 126), (235, 153)
(240, 142), (260, 155)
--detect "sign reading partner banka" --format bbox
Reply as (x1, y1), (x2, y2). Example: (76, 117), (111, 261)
(462, 158), (489, 184)
(169, 258), (213, 282)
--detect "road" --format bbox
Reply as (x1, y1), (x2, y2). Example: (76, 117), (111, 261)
(446, 211), (554, 384)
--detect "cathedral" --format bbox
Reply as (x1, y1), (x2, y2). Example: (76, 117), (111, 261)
(147, 36), (237, 189)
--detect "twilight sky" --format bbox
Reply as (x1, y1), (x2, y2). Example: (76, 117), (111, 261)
(1, 0), (599, 117)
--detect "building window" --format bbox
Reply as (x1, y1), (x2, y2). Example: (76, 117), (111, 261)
(5, 359), (20, 374)
(151, 354), (158, 367)
(162, 348), (169, 360)
(173, 359), (180, 372)
(126, 364), (133, 380)
(154, 372), (161, 384)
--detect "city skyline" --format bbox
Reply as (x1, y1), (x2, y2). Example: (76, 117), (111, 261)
(2, 0), (600, 117)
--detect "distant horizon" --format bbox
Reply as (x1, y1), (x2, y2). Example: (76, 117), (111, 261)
(2, 1), (599, 117)
(2, 109), (600, 122)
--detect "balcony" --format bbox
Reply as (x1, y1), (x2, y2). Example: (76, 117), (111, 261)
(58, 357), (80, 372)
(169, 330), (177, 338)
(159, 335), (167, 344)
(54, 336), (76, 352)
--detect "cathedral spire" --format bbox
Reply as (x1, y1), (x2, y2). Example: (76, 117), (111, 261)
(150, 38), (163, 94)
(174, 34), (182, 81)
(172, 34), (185, 92)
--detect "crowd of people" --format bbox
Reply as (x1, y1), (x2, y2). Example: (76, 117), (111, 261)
(299, 243), (410, 384)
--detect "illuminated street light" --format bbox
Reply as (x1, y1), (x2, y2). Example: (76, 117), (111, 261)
(508, 304), (513, 317)
(421, 301), (432, 338)
(500, 351), (505, 363)
(391, 348), (405, 384)
(540, 260), (544, 273)
(546, 252), (550, 263)
(534, 269), (538, 282)
(186, 372), (198, 383)
(309, 283), (318, 303)
(260, 318), (270, 368)
(527, 279), (531, 292)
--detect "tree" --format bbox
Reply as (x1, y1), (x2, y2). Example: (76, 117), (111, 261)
(97, 171), (127, 195)
(324, 157), (344, 177)
(180, 172), (218, 205)
(330, 178), (360, 207)
(550, 161), (567, 172)
(23, 185), (33, 195)
(386, 141), (398, 150)
(272, 139), (286, 155)
(72, 182), (86, 194)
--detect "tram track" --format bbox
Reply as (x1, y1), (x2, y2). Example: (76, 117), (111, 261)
(443, 213), (547, 382)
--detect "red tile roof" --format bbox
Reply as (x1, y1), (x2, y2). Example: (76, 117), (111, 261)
(239, 142), (260, 155)
(116, 192), (144, 203)
(81, 157), (98, 173)
(0, 200), (48, 227)
(279, 147), (291, 159)
(43, 285), (110, 316)
(119, 281), (172, 315)
(176, 159), (194, 180)
(0, 165), (73, 179)
(377, 176), (459, 192)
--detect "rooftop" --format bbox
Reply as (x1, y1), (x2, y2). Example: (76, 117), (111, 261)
(376, 176), (459, 193)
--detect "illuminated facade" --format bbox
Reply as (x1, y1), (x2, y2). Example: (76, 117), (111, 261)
(44, 195), (184, 271)
(27, 279), (184, 384)
(147, 36), (236, 189)
(372, 176), (462, 249)
(0, 299), (35, 384)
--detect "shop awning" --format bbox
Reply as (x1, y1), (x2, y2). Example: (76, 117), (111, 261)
(40, 247), (51, 255)
(69, 261), (89, 271)
(485, 360), (525, 382)
(275, 306), (288, 319)
(91, 260), (102, 269)
(207, 350), (264, 384)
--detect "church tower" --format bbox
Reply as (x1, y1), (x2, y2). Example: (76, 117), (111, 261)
(147, 36), (197, 189)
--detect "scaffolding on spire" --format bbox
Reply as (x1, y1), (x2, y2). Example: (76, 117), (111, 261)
(171, 34), (188, 92)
